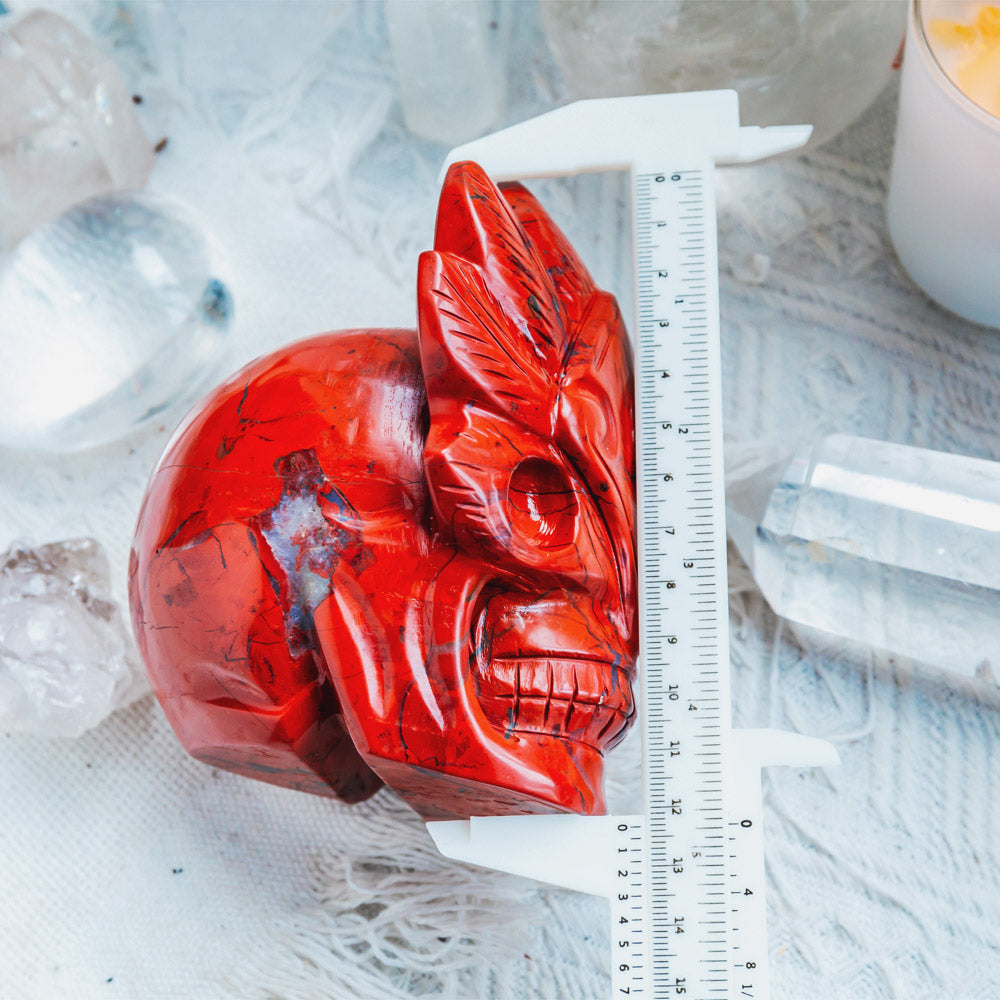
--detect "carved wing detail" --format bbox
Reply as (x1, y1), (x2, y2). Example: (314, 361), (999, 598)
(419, 249), (559, 439)
(432, 160), (567, 363)
(499, 181), (597, 330)
(418, 160), (636, 636)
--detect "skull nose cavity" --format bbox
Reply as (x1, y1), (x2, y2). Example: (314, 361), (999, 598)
(507, 457), (578, 549)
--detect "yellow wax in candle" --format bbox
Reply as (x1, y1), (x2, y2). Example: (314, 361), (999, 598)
(930, 19), (978, 44)
(975, 4), (1000, 36)
(929, 4), (1000, 115)
(959, 39), (1000, 113)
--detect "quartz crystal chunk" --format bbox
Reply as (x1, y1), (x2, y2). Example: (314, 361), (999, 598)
(0, 190), (233, 452)
(0, 10), (154, 253)
(540, 1), (905, 148)
(727, 434), (1000, 681)
(0, 538), (145, 738)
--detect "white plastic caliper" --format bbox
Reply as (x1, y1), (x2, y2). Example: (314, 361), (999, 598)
(426, 92), (838, 1000)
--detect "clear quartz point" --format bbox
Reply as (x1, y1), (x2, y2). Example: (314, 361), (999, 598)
(0, 190), (232, 452)
(384, 0), (506, 146)
(726, 434), (1000, 681)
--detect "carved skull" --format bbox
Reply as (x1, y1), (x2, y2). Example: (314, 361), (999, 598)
(129, 162), (637, 819)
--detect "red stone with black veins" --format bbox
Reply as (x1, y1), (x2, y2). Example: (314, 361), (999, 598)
(129, 330), (424, 803)
(129, 161), (637, 819)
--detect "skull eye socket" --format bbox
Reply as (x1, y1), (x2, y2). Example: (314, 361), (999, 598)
(507, 457), (579, 549)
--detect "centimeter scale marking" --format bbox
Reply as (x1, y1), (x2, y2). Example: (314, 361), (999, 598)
(427, 92), (832, 1000)
(639, 166), (731, 1000)
(613, 163), (758, 1000)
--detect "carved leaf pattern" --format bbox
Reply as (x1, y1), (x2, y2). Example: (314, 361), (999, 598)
(499, 182), (597, 330)
(419, 160), (636, 630)
(418, 250), (558, 439)
(432, 161), (567, 363)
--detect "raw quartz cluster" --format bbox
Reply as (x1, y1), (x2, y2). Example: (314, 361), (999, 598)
(929, 4), (1000, 117)
(0, 9), (153, 253)
(0, 539), (145, 738)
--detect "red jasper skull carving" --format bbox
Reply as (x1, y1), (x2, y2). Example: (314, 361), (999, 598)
(129, 162), (637, 819)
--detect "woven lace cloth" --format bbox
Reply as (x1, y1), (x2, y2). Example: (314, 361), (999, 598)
(2, 4), (1000, 999)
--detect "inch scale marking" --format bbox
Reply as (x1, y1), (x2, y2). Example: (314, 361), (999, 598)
(427, 92), (838, 1000)
(633, 163), (736, 999)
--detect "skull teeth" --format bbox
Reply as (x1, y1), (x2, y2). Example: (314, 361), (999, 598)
(477, 656), (633, 750)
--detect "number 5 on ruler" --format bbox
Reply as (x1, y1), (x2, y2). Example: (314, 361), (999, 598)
(428, 92), (836, 1000)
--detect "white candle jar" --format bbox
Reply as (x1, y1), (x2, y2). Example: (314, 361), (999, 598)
(887, 0), (1000, 328)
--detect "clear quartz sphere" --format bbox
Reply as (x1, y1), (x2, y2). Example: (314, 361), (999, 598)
(0, 190), (233, 453)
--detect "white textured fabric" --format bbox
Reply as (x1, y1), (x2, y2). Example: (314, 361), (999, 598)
(2, 3), (1000, 999)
